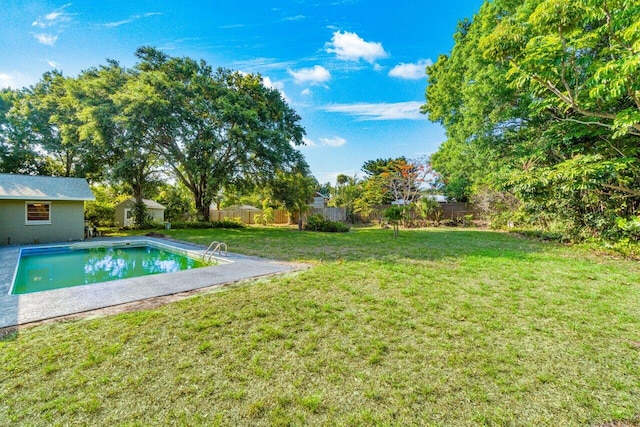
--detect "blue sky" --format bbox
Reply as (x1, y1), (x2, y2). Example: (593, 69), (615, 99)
(0, 0), (485, 184)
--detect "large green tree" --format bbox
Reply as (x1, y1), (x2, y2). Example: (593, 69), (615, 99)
(21, 71), (107, 179)
(423, 0), (640, 238)
(123, 47), (307, 220)
(75, 61), (164, 226)
(2, 47), (309, 225)
(330, 174), (362, 223)
(483, 0), (640, 139)
(270, 170), (317, 231)
(0, 88), (48, 174)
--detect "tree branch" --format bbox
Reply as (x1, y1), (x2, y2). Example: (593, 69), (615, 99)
(557, 116), (640, 137)
(629, 86), (640, 111)
(601, 184), (640, 197)
(528, 73), (640, 134)
(558, 28), (575, 102)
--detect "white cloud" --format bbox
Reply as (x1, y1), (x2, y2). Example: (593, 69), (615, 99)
(232, 57), (303, 73)
(262, 76), (281, 90)
(33, 33), (58, 46)
(262, 76), (290, 103)
(32, 3), (74, 28)
(288, 65), (331, 85)
(322, 101), (425, 121)
(47, 60), (60, 68)
(104, 19), (134, 28)
(301, 88), (311, 96)
(284, 15), (305, 21)
(45, 10), (66, 21)
(389, 59), (432, 79)
(301, 136), (346, 148)
(104, 12), (162, 28)
(302, 137), (318, 147)
(0, 73), (14, 89)
(319, 136), (346, 147)
(220, 23), (246, 29)
(0, 72), (35, 89)
(325, 31), (388, 63)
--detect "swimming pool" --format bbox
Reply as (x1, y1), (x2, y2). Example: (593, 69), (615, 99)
(11, 241), (210, 294)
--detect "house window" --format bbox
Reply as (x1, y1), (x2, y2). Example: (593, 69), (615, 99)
(25, 202), (51, 224)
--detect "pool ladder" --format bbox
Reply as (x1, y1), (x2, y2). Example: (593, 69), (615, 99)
(203, 241), (227, 262)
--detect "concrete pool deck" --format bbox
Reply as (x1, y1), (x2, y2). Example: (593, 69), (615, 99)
(0, 236), (301, 329)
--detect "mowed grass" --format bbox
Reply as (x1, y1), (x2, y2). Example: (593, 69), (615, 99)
(1, 227), (640, 426)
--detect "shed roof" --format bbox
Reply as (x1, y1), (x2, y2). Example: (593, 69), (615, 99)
(427, 194), (448, 203)
(117, 198), (166, 210)
(0, 174), (95, 201)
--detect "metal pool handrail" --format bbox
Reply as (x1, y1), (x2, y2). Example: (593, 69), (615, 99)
(203, 241), (228, 261)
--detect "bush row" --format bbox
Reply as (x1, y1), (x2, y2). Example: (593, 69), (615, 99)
(122, 218), (245, 230)
(168, 219), (245, 229)
(304, 214), (350, 233)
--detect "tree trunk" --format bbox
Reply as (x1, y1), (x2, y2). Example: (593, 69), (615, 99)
(197, 201), (209, 221)
(193, 187), (211, 221)
(132, 179), (147, 228)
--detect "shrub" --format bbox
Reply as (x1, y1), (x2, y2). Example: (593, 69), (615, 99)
(85, 201), (116, 227)
(472, 187), (521, 229)
(383, 206), (404, 237)
(415, 197), (441, 222)
(304, 214), (349, 233)
(254, 207), (275, 226)
(160, 219), (245, 230)
(432, 210), (443, 227)
(146, 221), (166, 230)
(305, 214), (324, 231)
(616, 215), (640, 241)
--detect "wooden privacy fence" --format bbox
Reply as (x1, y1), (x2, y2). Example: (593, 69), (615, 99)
(211, 204), (477, 225)
(371, 203), (479, 221)
(211, 207), (347, 225)
(290, 207), (347, 224)
(308, 207), (346, 222)
(438, 202), (479, 220)
(209, 208), (289, 224)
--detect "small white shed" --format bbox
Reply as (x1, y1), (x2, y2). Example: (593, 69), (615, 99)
(114, 198), (165, 227)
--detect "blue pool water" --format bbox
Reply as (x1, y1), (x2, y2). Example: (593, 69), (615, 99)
(12, 244), (208, 294)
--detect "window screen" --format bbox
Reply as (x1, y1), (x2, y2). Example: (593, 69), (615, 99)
(26, 202), (51, 223)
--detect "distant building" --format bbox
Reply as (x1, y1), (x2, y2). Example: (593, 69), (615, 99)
(114, 198), (166, 227)
(391, 195), (448, 205)
(0, 174), (95, 245)
(427, 194), (448, 203)
(309, 192), (329, 209)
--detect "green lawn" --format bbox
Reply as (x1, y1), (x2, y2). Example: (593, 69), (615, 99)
(1, 227), (639, 426)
